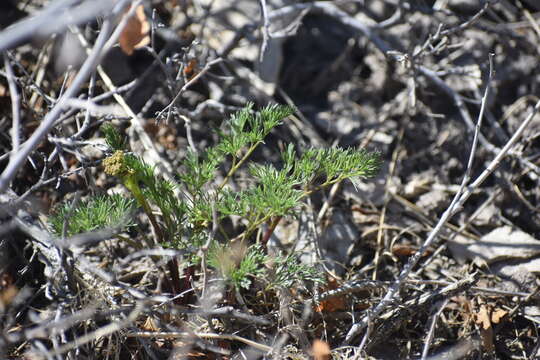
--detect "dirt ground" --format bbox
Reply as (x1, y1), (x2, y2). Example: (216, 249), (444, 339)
(1, 0), (540, 359)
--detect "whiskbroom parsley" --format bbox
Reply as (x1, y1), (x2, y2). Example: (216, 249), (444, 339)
(49, 194), (134, 237)
(48, 103), (381, 292)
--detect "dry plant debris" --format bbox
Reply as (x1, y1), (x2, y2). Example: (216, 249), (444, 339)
(119, 4), (151, 56)
(1, 1), (540, 359)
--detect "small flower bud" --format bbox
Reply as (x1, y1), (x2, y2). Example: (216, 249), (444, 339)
(103, 150), (134, 178)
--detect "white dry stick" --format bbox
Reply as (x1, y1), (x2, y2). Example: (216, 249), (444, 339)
(44, 302), (145, 357)
(82, 73), (96, 131)
(0, 18), (114, 193)
(268, 2), (392, 54)
(259, 0), (271, 62)
(317, 181), (340, 223)
(157, 58), (223, 119)
(70, 1), (178, 183)
(200, 203), (218, 300)
(179, 114), (198, 153)
(344, 55), (540, 346)
(3, 53), (21, 159)
(0, 0), (113, 52)
(61, 98), (126, 117)
(0, 0), (139, 193)
(421, 299), (449, 360)
(127, 331), (273, 353)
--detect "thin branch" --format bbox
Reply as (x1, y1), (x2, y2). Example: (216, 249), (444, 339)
(179, 114), (198, 153)
(0, 0), (116, 52)
(439, 1), (492, 37)
(156, 58), (223, 119)
(127, 331), (273, 353)
(421, 299), (449, 360)
(345, 55), (499, 344)
(0, 18), (114, 192)
(45, 302), (145, 357)
(200, 202), (218, 300)
(259, 0), (271, 62)
(268, 2), (392, 54)
(3, 52), (21, 158)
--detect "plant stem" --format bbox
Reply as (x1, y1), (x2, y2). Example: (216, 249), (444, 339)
(235, 181), (336, 242)
(123, 175), (184, 300)
(123, 175), (164, 244)
(261, 216), (282, 246)
(218, 142), (261, 191)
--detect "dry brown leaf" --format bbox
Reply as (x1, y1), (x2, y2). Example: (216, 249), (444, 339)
(392, 244), (417, 257)
(312, 339), (331, 360)
(142, 316), (159, 332)
(184, 59), (199, 80)
(0, 286), (18, 308)
(314, 278), (347, 312)
(475, 304), (494, 352)
(119, 5), (150, 55)
(491, 308), (508, 324)
(475, 305), (491, 330)
(0, 83), (7, 97)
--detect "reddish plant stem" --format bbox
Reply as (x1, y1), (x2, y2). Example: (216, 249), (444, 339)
(261, 216), (282, 248)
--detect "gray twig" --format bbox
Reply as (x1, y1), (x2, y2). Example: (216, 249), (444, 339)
(259, 0), (271, 63)
(3, 53), (21, 158)
(0, 17), (115, 192)
(346, 55), (501, 344)
(0, 0), (114, 52)
(156, 58), (223, 120)
(268, 2), (392, 54)
(421, 299), (449, 360)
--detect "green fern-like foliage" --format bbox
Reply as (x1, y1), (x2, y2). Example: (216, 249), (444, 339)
(208, 243), (267, 290)
(102, 147), (189, 247)
(288, 145), (382, 186)
(216, 103), (292, 156)
(65, 105), (381, 293)
(270, 253), (325, 289)
(49, 194), (134, 237)
(207, 244), (325, 291)
(101, 123), (125, 151)
(179, 147), (223, 194)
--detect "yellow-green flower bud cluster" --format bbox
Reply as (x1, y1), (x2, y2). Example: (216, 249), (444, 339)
(103, 150), (135, 178)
